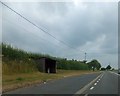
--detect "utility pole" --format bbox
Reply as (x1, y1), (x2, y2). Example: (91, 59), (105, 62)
(84, 52), (87, 64)
(85, 52), (87, 61)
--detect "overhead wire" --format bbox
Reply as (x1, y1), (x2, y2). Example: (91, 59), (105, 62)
(0, 1), (76, 50)
(3, 15), (69, 56)
(1, 1), (116, 57)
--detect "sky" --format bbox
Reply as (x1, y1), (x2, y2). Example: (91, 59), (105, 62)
(1, 0), (118, 68)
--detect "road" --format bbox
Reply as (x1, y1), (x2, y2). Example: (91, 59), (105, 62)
(82, 71), (119, 95)
(3, 71), (119, 95)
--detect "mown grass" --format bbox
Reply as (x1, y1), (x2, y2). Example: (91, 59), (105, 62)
(2, 69), (99, 93)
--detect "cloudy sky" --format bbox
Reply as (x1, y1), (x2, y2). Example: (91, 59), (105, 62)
(1, 0), (118, 68)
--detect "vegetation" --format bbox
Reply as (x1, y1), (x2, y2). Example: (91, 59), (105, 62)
(87, 59), (101, 71)
(57, 59), (89, 70)
(3, 70), (98, 92)
(1, 43), (101, 92)
(2, 43), (38, 74)
(101, 67), (106, 71)
(100, 65), (114, 71)
(106, 65), (112, 70)
(2, 43), (96, 74)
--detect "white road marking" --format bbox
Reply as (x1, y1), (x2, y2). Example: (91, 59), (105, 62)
(100, 74), (104, 78)
(43, 82), (46, 84)
(84, 73), (104, 95)
(94, 83), (97, 85)
(97, 80), (99, 83)
(74, 73), (103, 95)
(84, 94), (88, 96)
(110, 71), (120, 76)
(90, 87), (94, 90)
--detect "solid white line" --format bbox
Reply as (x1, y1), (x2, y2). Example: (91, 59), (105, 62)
(109, 71), (120, 76)
(90, 87), (94, 90)
(94, 83), (97, 85)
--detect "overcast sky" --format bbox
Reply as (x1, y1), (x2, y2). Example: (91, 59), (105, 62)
(1, 0), (118, 68)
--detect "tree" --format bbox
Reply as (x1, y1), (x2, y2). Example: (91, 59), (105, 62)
(87, 59), (101, 71)
(82, 60), (87, 64)
(101, 67), (106, 71)
(106, 65), (111, 70)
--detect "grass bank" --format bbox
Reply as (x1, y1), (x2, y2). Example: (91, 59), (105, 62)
(2, 70), (99, 93)
(1, 43), (101, 93)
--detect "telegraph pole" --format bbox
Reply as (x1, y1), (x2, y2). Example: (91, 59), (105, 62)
(85, 52), (87, 61)
(84, 52), (87, 64)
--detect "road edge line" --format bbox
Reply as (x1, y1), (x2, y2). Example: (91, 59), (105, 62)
(109, 71), (120, 76)
(74, 72), (103, 95)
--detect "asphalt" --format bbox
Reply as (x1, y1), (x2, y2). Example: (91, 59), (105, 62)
(83, 71), (119, 95)
(3, 71), (119, 95)
(3, 72), (101, 95)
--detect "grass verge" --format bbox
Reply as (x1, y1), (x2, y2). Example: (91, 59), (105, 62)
(2, 70), (99, 93)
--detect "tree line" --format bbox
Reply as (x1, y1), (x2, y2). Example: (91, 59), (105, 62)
(101, 65), (114, 71)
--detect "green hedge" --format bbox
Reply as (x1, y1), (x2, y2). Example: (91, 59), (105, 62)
(2, 43), (89, 74)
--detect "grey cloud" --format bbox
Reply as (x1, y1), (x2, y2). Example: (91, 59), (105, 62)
(2, 2), (118, 68)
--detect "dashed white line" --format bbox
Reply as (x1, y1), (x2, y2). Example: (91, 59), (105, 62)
(84, 94), (88, 96)
(90, 87), (94, 90)
(43, 82), (46, 84)
(97, 80), (99, 83)
(75, 73), (104, 95)
(84, 73), (104, 95)
(74, 73), (103, 94)
(100, 75), (103, 78)
(94, 83), (97, 85)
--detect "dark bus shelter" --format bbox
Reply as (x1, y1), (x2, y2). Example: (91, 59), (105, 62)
(36, 57), (57, 73)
